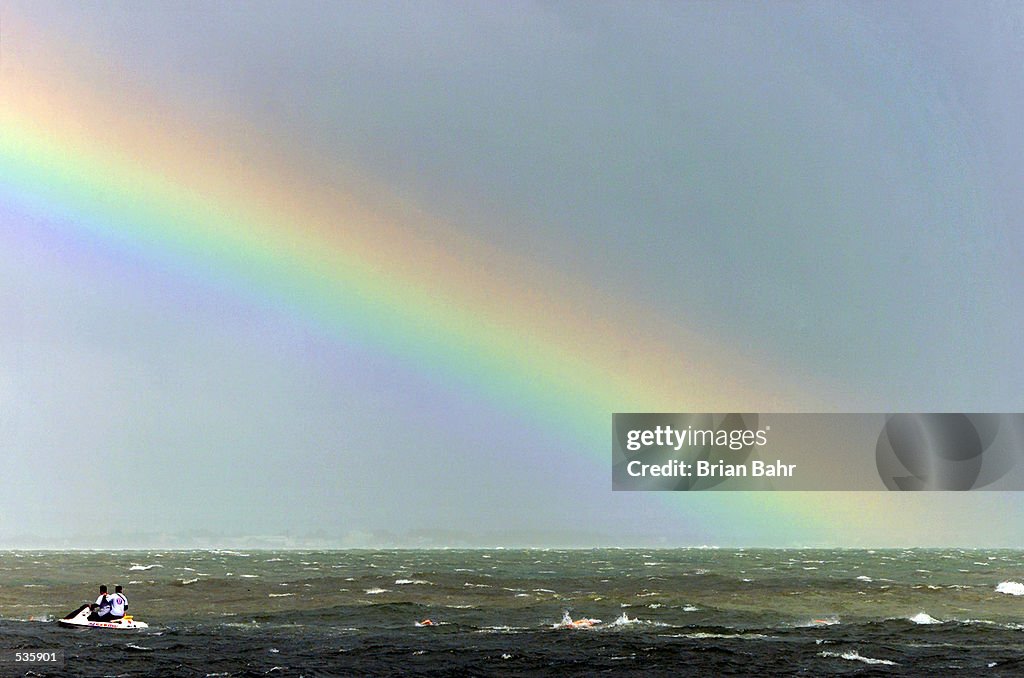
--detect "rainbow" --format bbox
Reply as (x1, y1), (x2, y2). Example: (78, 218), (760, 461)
(0, 19), (986, 546)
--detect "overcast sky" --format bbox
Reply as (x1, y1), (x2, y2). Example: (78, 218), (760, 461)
(2, 1), (1023, 547)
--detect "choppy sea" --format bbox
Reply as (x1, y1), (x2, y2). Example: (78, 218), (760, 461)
(1, 549), (1023, 676)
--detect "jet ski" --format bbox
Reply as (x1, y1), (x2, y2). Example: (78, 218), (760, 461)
(58, 604), (149, 629)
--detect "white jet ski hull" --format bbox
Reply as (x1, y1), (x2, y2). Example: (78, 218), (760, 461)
(58, 604), (149, 629)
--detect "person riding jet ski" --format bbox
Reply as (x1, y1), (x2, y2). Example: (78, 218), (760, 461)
(88, 585), (114, 622)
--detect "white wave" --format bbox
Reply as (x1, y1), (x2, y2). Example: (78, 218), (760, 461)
(909, 612), (942, 625)
(364, 588), (389, 594)
(129, 564), (162, 571)
(957, 618), (1024, 631)
(819, 650), (897, 666)
(239, 574), (259, 578)
(682, 605), (699, 612)
(395, 579), (431, 585)
(606, 612), (669, 628)
(856, 575), (872, 582)
(607, 613), (641, 627)
(180, 578), (199, 585)
(268, 593), (294, 598)
(125, 644), (153, 652)
(672, 632), (769, 640)
(996, 581), (1024, 596)
(478, 625), (528, 634)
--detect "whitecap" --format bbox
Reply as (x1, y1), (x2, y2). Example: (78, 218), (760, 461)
(268, 593), (294, 598)
(364, 588), (389, 594)
(606, 612), (669, 628)
(996, 581), (1024, 596)
(672, 632), (769, 640)
(395, 579), (431, 585)
(819, 650), (897, 666)
(855, 575), (872, 582)
(909, 612), (942, 625)
(129, 564), (162, 571)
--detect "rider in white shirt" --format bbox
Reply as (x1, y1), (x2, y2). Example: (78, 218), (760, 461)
(109, 585), (128, 619)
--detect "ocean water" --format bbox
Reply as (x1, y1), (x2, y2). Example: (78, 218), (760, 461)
(1, 549), (1023, 676)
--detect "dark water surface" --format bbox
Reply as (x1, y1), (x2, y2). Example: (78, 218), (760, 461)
(1, 549), (1023, 676)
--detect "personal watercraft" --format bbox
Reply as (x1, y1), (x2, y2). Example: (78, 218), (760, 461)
(58, 604), (149, 629)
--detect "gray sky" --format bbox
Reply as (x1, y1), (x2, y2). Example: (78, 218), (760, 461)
(2, 1), (1023, 547)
